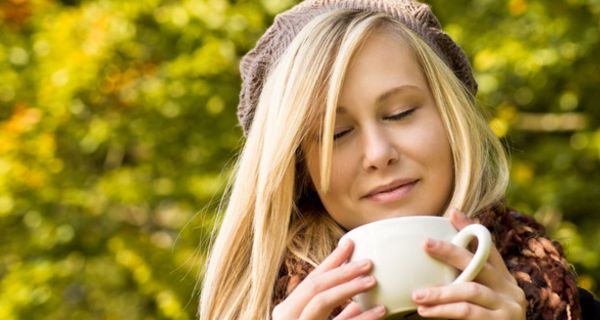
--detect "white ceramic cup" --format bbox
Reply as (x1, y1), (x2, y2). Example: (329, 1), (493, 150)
(340, 216), (492, 319)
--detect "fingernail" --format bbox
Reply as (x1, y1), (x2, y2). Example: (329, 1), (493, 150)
(338, 238), (351, 249)
(418, 306), (429, 315)
(363, 276), (376, 285)
(373, 305), (386, 315)
(413, 289), (426, 301)
(425, 238), (437, 249)
(453, 207), (470, 220)
(357, 259), (370, 268)
(451, 207), (461, 218)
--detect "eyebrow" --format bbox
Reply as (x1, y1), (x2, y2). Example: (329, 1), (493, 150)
(336, 84), (421, 112)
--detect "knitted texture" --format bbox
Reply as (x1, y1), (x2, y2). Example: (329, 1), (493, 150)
(237, 0), (478, 134)
(272, 204), (581, 320)
(477, 205), (581, 320)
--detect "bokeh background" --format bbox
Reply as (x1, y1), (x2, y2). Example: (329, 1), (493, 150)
(1, 0), (599, 318)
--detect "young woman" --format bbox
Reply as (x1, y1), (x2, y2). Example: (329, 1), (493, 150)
(200, 1), (598, 319)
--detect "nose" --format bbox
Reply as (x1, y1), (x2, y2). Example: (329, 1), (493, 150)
(361, 125), (399, 171)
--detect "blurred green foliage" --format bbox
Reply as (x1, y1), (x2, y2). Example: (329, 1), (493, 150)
(0, 0), (598, 318)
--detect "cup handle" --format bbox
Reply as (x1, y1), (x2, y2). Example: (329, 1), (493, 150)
(450, 224), (492, 284)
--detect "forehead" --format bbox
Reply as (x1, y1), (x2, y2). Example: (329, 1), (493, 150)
(301, 28), (429, 140)
(338, 31), (428, 106)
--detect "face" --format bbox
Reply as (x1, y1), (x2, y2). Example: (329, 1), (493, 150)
(304, 31), (454, 230)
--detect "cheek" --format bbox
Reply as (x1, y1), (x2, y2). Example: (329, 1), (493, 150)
(321, 152), (358, 227)
(329, 152), (356, 192)
(411, 119), (453, 178)
(303, 145), (321, 188)
(304, 144), (357, 196)
(430, 131), (453, 199)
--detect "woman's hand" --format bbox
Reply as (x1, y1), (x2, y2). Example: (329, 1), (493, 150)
(412, 208), (527, 319)
(272, 239), (387, 320)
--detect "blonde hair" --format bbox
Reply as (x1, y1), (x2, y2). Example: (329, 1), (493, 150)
(199, 9), (508, 320)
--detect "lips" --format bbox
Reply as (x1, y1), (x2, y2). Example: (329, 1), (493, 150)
(362, 179), (418, 203)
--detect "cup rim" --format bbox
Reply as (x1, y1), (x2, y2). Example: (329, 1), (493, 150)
(342, 215), (449, 238)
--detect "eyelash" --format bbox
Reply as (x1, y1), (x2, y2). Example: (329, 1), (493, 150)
(333, 129), (351, 140)
(384, 107), (416, 121)
(333, 108), (417, 140)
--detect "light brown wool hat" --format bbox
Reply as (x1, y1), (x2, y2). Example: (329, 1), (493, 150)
(237, 0), (478, 135)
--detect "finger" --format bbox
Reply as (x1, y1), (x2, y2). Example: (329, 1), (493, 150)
(333, 302), (363, 319)
(417, 302), (496, 320)
(349, 305), (386, 320)
(284, 259), (373, 318)
(313, 238), (355, 274)
(300, 275), (377, 319)
(487, 245), (517, 283)
(450, 209), (515, 282)
(449, 209), (480, 253)
(412, 282), (501, 310)
(334, 302), (387, 320)
(450, 208), (482, 253)
(424, 238), (499, 287)
(449, 207), (473, 230)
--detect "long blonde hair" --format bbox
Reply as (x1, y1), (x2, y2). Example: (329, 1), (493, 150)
(199, 9), (508, 320)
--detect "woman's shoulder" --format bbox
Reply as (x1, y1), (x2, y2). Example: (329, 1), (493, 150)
(579, 287), (600, 320)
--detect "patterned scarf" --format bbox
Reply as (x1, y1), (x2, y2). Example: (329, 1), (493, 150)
(272, 204), (581, 319)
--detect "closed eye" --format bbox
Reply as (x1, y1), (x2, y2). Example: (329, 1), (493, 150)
(333, 108), (416, 141)
(333, 128), (352, 140)
(385, 108), (416, 121)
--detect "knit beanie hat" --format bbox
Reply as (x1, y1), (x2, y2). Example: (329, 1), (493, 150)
(237, 0), (478, 134)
